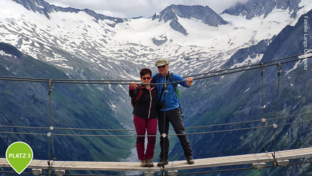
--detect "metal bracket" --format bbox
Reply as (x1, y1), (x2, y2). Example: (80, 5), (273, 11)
(278, 160), (289, 167)
(277, 63), (282, 77)
(48, 79), (53, 95)
(31, 169), (42, 176)
(252, 162), (266, 170)
(261, 63), (265, 77)
(162, 170), (167, 176)
(271, 153), (278, 167)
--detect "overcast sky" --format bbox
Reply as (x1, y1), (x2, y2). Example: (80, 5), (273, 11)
(44, 0), (248, 18)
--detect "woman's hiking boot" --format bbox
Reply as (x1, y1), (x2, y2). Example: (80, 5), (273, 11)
(146, 158), (154, 167)
(157, 158), (168, 167)
(140, 159), (147, 167)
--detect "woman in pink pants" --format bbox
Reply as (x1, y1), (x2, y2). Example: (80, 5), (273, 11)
(129, 68), (158, 167)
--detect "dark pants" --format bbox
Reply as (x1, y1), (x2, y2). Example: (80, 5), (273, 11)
(158, 108), (192, 159)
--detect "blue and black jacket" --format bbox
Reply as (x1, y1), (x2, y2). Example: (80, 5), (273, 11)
(151, 71), (189, 111)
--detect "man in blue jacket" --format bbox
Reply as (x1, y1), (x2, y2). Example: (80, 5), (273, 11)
(152, 58), (194, 167)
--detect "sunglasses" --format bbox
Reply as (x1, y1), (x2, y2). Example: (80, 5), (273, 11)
(157, 65), (167, 69)
(142, 77), (151, 80)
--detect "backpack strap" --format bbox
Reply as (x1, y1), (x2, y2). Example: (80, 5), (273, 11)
(157, 73), (170, 106)
(131, 85), (143, 109)
(152, 73), (163, 103)
(136, 85), (143, 101)
(152, 73), (160, 83)
(169, 73), (178, 99)
(169, 73), (184, 118)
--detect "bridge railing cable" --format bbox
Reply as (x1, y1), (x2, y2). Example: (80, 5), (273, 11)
(1, 112), (311, 132)
(1, 118), (311, 137)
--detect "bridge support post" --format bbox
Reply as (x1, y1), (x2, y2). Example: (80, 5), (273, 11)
(168, 170), (178, 176)
(55, 170), (66, 176)
(31, 169), (42, 176)
(144, 171), (154, 176)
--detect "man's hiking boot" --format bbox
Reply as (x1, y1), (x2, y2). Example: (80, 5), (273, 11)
(146, 158), (154, 167)
(140, 159), (147, 167)
(186, 156), (194, 164)
(157, 158), (168, 167)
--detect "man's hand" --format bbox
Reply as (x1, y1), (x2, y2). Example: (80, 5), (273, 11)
(186, 77), (193, 86)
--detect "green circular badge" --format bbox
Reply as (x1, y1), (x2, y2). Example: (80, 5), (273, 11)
(5, 141), (33, 174)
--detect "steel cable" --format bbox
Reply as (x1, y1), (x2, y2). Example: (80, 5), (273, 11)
(1, 112), (311, 132)
(1, 119), (311, 137)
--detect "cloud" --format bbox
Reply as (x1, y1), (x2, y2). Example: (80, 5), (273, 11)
(44, 0), (248, 18)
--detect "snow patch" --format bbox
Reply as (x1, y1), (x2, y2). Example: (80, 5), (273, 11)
(0, 50), (16, 58)
(231, 54), (263, 68)
(244, 88), (250, 93)
(286, 53), (312, 75)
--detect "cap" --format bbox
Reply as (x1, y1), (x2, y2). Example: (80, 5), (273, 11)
(155, 58), (170, 66)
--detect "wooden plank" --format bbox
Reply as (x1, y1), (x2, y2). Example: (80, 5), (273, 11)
(0, 147), (311, 172)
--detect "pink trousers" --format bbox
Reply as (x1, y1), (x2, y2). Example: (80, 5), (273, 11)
(133, 115), (157, 160)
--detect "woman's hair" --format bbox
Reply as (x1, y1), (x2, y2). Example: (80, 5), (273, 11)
(140, 68), (152, 78)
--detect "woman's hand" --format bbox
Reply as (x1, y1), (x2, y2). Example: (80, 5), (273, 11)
(130, 82), (138, 88)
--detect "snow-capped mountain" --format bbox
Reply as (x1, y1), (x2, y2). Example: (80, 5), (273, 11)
(12, 0), (124, 23)
(222, 0), (303, 19)
(1, 0), (310, 81)
(151, 5), (228, 35)
(1, 0), (312, 124)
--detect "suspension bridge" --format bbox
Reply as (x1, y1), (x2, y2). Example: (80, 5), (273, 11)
(0, 147), (312, 176)
(0, 52), (312, 176)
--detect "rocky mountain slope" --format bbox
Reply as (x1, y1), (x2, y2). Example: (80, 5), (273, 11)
(0, 42), (133, 175)
(172, 6), (312, 176)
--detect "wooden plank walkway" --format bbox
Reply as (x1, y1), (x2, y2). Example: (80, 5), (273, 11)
(0, 147), (311, 173)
